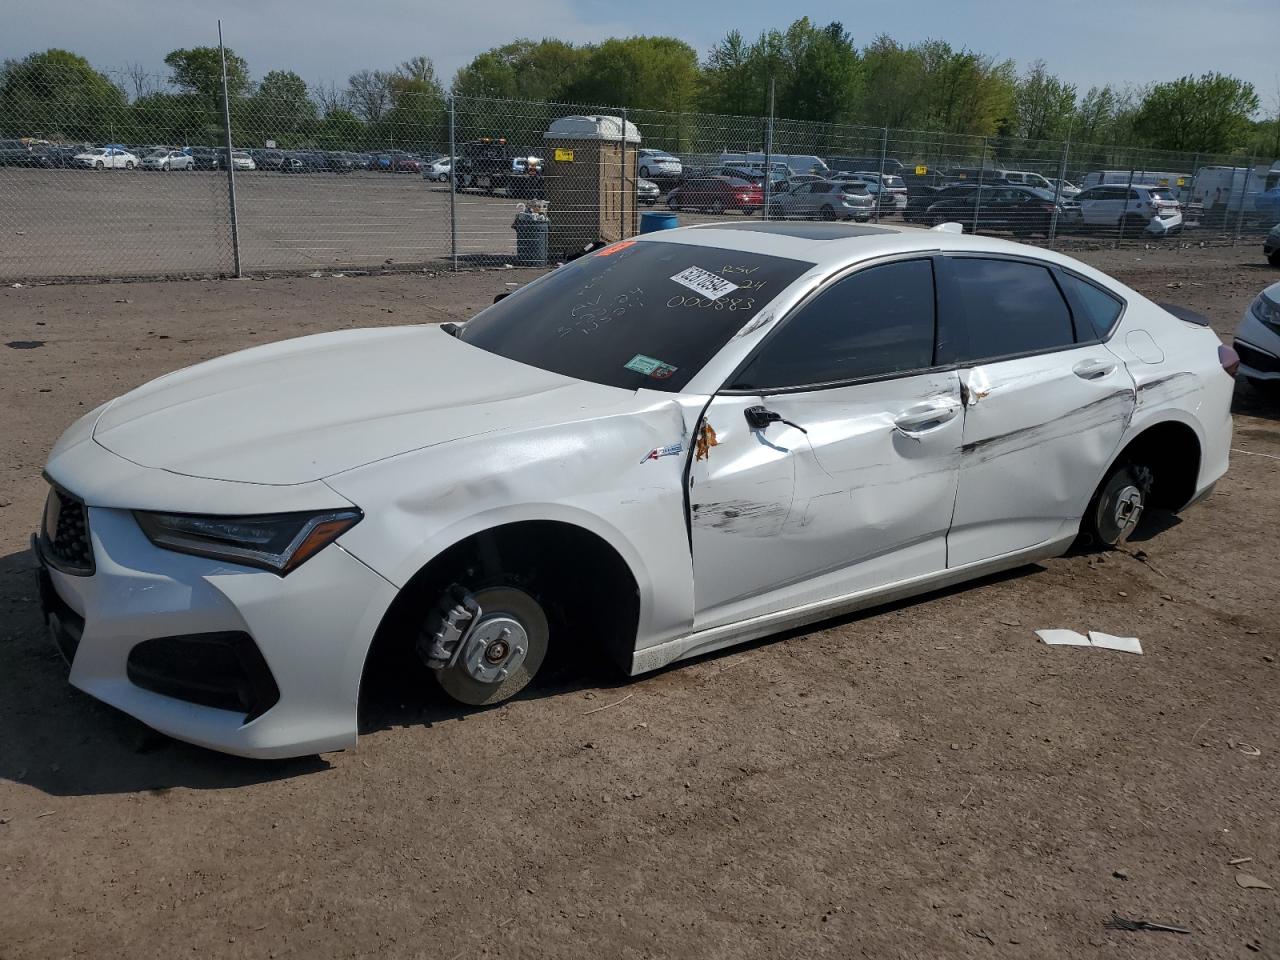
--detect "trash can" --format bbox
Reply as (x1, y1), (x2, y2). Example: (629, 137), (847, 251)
(513, 211), (549, 266)
(640, 211), (678, 233)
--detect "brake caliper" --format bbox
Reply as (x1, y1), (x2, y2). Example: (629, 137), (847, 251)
(418, 585), (481, 670)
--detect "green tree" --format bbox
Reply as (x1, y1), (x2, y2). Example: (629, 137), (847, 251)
(163, 46), (250, 105)
(451, 39), (587, 102)
(244, 69), (317, 144)
(1013, 60), (1076, 142)
(316, 108), (365, 149)
(778, 19), (862, 123)
(562, 37), (700, 113)
(1133, 72), (1260, 152)
(378, 58), (447, 150)
(860, 36), (925, 128)
(0, 48), (128, 140)
(916, 41), (1016, 137)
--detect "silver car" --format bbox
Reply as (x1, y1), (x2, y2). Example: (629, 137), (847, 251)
(1234, 279), (1280, 394)
(141, 149), (193, 172)
(768, 180), (875, 221)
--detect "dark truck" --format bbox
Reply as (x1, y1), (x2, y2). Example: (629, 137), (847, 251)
(452, 137), (544, 198)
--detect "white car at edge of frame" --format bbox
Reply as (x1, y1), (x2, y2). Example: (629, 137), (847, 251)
(35, 220), (1235, 758)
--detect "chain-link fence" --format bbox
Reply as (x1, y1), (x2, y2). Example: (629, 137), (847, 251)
(1, 57), (1277, 282)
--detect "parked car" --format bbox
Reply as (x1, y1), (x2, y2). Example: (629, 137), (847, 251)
(1266, 223), (1280, 267)
(31, 143), (85, 168)
(666, 176), (762, 214)
(423, 156), (454, 182)
(1002, 170), (1056, 190)
(835, 171), (909, 213)
(1045, 177), (1081, 198)
(1233, 279), (1280, 393)
(251, 149), (286, 172)
(905, 184), (976, 224)
(924, 185), (1079, 237)
(637, 149), (682, 182)
(944, 166), (1010, 185)
(637, 177), (660, 205)
(1081, 169), (1191, 201)
(829, 156), (905, 177)
(720, 152), (830, 177)
(187, 147), (223, 171)
(768, 179), (874, 221)
(34, 222), (1234, 757)
(141, 149), (193, 171)
(73, 146), (139, 170)
(280, 151), (326, 173)
(0, 139), (49, 166)
(1073, 184), (1182, 236)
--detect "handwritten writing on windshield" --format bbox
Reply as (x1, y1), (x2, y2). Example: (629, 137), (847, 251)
(558, 288), (645, 336)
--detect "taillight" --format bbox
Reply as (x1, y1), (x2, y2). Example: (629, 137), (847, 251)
(1219, 344), (1240, 378)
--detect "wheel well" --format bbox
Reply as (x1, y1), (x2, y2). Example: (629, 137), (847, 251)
(360, 521), (641, 702)
(1111, 420), (1201, 511)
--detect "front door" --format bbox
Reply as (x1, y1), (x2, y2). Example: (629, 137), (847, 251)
(690, 257), (964, 629)
(941, 255), (1135, 566)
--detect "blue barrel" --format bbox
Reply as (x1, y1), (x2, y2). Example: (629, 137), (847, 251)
(640, 211), (678, 233)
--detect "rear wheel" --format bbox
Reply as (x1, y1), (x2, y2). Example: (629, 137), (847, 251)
(1119, 213), (1146, 237)
(429, 585), (550, 707)
(819, 205), (836, 221)
(1082, 464), (1152, 547)
(710, 199), (726, 215)
(1268, 250), (1280, 268)
(94, 160), (104, 170)
(124, 160), (134, 170)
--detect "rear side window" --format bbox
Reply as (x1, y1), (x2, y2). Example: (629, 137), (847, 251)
(731, 259), (936, 389)
(946, 258), (1075, 361)
(1057, 273), (1124, 340)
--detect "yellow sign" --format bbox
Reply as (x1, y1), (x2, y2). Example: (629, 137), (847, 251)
(1176, 177), (1186, 186)
(554, 148), (575, 162)
(915, 164), (928, 176)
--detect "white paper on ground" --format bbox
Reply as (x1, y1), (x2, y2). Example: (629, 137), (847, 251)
(1087, 631), (1143, 655)
(1036, 629), (1090, 646)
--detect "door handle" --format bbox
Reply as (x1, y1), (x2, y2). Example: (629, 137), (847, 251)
(893, 401), (959, 434)
(1073, 358), (1117, 380)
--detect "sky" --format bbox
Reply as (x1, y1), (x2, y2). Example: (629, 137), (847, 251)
(4, 0), (1278, 112)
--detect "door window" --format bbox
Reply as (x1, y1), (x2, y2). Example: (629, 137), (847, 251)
(945, 258), (1076, 361)
(1057, 272), (1125, 340)
(731, 259), (936, 389)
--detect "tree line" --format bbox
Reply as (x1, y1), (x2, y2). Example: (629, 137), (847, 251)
(2, 19), (1276, 159)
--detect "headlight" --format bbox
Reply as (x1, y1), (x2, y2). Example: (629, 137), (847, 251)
(1251, 294), (1280, 330)
(134, 508), (362, 575)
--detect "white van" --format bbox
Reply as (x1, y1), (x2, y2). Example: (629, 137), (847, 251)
(719, 151), (830, 177)
(1190, 165), (1271, 221)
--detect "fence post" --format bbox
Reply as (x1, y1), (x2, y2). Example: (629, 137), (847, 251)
(1234, 158), (1255, 245)
(217, 20), (242, 278)
(1049, 137), (1070, 247)
(1117, 163), (1136, 246)
(448, 96), (457, 271)
(763, 78), (775, 220)
(972, 138), (988, 235)
(876, 127), (888, 222)
(621, 106), (628, 238)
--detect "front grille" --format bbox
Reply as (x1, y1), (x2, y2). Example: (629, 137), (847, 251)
(1235, 340), (1280, 374)
(127, 632), (281, 721)
(40, 486), (94, 575)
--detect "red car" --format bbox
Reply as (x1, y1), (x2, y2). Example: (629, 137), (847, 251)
(667, 176), (762, 215)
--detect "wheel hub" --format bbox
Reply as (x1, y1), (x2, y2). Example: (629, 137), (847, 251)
(458, 615), (529, 685)
(1113, 484), (1144, 536)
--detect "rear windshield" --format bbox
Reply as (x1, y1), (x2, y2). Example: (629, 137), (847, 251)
(1149, 188), (1175, 201)
(883, 176), (906, 188)
(461, 241), (811, 392)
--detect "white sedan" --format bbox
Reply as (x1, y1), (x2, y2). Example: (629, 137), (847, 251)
(74, 147), (139, 169)
(36, 222), (1234, 758)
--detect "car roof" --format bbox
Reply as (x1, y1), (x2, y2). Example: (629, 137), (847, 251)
(631, 222), (1133, 287)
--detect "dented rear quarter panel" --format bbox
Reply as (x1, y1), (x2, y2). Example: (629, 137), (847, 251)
(326, 389), (709, 652)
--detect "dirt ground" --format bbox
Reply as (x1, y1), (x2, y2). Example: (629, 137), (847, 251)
(1, 245), (1278, 959)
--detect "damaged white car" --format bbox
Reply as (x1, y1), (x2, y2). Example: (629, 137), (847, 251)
(36, 221), (1234, 758)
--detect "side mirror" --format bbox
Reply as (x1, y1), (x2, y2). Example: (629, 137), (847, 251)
(744, 405), (781, 429)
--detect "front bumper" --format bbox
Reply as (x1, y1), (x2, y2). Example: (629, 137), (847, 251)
(33, 500), (398, 759)
(1234, 309), (1280, 381)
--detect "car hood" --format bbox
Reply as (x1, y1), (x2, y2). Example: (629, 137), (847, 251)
(92, 326), (636, 485)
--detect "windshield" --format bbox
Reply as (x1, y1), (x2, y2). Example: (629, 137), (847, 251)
(883, 176), (906, 188)
(460, 241), (811, 392)
(1149, 188), (1175, 201)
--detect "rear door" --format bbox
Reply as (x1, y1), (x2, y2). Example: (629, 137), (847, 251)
(941, 255), (1134, 566)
